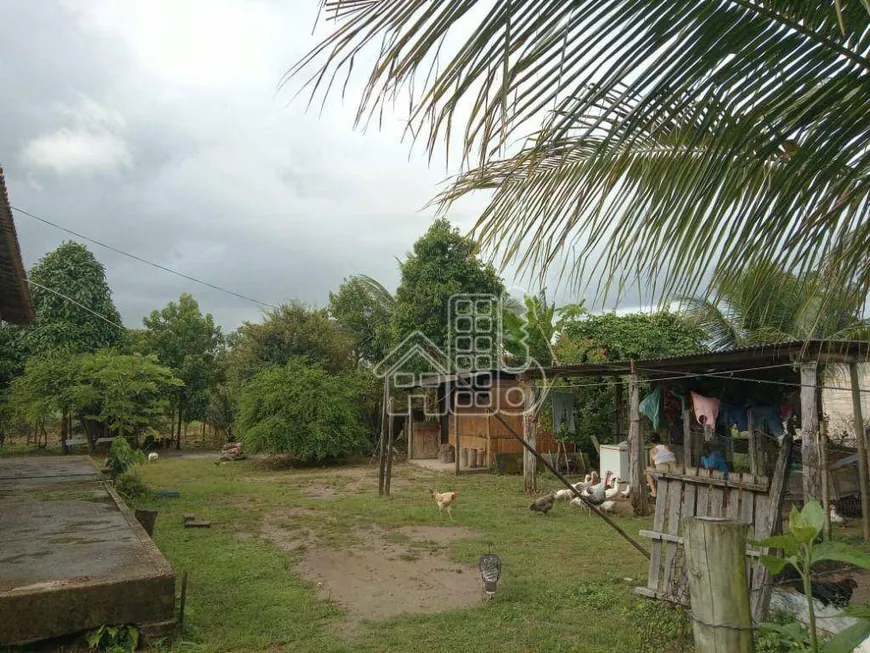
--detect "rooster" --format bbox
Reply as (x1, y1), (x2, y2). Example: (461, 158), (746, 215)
(479, 554), (501, 601)
(530, 493), (556, 516)
(430, 489), (457, 520)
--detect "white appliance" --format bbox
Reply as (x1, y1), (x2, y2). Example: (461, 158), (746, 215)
(599, 442), (631, 480)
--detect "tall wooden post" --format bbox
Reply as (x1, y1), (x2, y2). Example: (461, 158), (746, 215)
(684, 518), (753, 653)
(407, 405), (414, 462)
(801, 362), (821, 503)
(378, 377), (389, 496)
(628, 361), (648, 515)
(454, 391), (460, 477)
(850, 362), (870, 542)
(820, 417), (831, 540)
(384, 398), (394, 496)
(522, 379), (537, 493)
(747, 409), (759, 477)
(683, 408), (693, 469)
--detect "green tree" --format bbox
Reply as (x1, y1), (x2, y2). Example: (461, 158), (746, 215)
(236, 359), (370, 461)
(552, 311), (706, 449)
(392, 218), (504, 356)
(294, 2), (870, 318)
(26, 241), (124, 355)
(227, 301), (354, 389)
(681, 263), (870, 350)
(329, 275), (395, 365)
(10, 351), (179, 449)
(142, 294), (223, 449)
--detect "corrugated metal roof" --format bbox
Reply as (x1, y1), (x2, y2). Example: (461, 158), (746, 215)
(0, 169), (34, 325)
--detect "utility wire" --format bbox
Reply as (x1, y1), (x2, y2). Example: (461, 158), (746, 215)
(12, 205), (278, 310)
(26, 280), (126, 331)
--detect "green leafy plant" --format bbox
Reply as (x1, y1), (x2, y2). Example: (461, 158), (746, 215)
(756, 500), (870, 652)
(83, 623), (139, 653)
(105, 437), (144, 480)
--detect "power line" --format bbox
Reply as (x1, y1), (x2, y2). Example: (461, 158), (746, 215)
(27, 280), (126, 331)
(12, 205), (278, 310)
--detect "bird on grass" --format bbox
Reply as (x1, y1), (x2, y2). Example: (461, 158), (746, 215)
(479, 553), (501, 601)
(530, 493), (555, 516)
(429, 489), (457, 520)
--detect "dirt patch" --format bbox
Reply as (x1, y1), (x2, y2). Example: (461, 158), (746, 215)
(297, 527), (481, 623)
(260, 514), (482, 627)
(305, 484), (340, 500)
(260, 512), (316, 552)
(397, 526), (477, 543)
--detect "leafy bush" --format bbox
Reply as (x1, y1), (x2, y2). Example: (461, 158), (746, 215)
(105, 438), (144, 479)
(237, 360), (370, 461)
(83, 624), (139, 653)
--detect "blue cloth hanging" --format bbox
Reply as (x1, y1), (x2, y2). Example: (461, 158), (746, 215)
(640, 387), (663, 430)
(718, 402), (749, 432)
(551, 392), (576, 434)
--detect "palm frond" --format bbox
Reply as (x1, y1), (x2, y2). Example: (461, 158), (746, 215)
(292, 0), (870, 310)
(350, 274), (396, 311)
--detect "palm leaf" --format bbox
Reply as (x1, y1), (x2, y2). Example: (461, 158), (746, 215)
(291, 0), (870, 313)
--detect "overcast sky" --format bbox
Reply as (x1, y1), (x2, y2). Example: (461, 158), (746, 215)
(0, 0), (645, 331)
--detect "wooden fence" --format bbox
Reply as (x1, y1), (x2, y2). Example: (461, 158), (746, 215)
(636, 435), (793, 624)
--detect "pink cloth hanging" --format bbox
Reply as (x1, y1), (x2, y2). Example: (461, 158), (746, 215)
(691, 391), (720, 427)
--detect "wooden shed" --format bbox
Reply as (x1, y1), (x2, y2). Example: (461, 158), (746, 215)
(409, 371), (571, 468)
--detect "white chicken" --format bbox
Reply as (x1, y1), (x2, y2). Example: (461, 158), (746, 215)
(554, 488), (575, 501)
(581, 471), (613, 506)
(830, 503), (847, 527)
(147, 452), (159, 462)
(604, 475), (623, 501)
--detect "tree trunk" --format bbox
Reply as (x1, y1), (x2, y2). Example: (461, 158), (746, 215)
(176, 401), (184, 450)
(61, 409), (70, 455)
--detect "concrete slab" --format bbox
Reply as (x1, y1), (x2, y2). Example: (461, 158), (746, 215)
(0, 456), (175, 646)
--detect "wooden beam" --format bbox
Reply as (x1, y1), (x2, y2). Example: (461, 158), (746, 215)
(683, 408), (692, 469)
(850, 362), (870, 542)
(747, 409), (759, 477)
(628, 361), (648, 515)
(454, 392), (460, 477)
(750, 433), (794, 623)
(615, 380), (624, 440)
(820, 416), (831, 540)
(801, 362), (821, 502)
(385, 397), (394, 495)
(522, 380), (537, 493)
(407, 404), (414, 462)
(378, 377), (388, 496)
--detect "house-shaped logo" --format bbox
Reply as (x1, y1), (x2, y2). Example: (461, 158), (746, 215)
(373, 330), (450, 389)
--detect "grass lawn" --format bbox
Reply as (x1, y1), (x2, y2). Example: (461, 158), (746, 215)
(126, 457), (685, 652)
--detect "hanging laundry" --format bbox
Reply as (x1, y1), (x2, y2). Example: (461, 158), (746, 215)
(639, 387), (663, 430)
(752, 405), (784, 436)
(718, 402), (749, 432)
(691, 392), (720, 427)
(551, 392), (576, 434)
(701, 449), (730, 478)
(663, 391), (683, 423)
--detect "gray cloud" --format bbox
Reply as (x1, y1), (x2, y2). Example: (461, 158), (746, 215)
(1, 0), (647, 333)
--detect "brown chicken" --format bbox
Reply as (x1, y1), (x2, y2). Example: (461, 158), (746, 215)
(430, 489), (457, 520)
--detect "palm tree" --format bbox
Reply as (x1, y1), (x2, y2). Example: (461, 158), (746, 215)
(291, 1), (870, 313)
(681, 263), (870, 350)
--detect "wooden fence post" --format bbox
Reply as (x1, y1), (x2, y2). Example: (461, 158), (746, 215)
(454, 392), (460, 477)
(683, 408), (693, 470)
(384, 398), (394, 496)
(850, 362), (870, 542)
(628, 361), (648, 515)
(684, 517), (753, 653)
(522, 379), (537, 493)
(378, 377), (389, 496)
(801, 361), (821, 503)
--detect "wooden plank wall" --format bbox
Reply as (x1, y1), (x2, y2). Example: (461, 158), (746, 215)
(444, 379), (573, 466)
